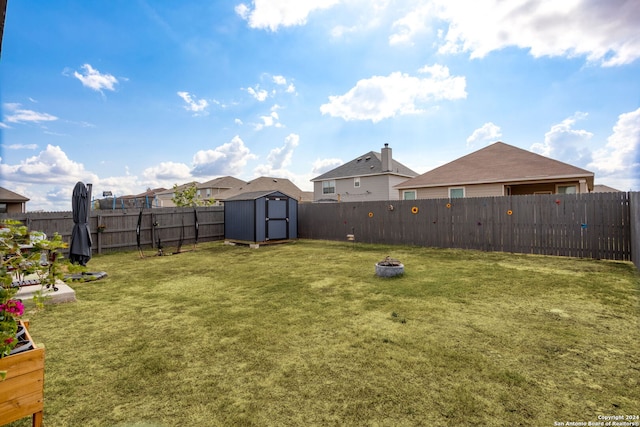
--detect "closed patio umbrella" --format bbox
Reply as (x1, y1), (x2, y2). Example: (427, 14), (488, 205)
(69, 181), (92, 265)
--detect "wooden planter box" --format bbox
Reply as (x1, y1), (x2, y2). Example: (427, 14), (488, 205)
(0, 321), (44, 427)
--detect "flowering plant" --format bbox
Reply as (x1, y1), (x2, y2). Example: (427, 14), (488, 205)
(0, 294), (25, 357)
(0, 220), (67, 362)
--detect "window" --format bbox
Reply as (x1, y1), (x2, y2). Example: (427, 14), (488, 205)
(0, 203), (6, 213)
(449, 187), (465, 198)
(403, 190), (416, 200)
(322, 180), (336, 194)
(557, 185), (577, 194)
(354, 177), (360, 188)
(206, 189), (211, 198)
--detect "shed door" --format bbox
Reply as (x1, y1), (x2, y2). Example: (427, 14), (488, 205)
(266, 197), (288, 240)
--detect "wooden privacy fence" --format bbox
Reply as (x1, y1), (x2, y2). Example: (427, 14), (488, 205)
(2, 193), (639, 267)
(1, 207), (224, 255)
(299, 192), (636, 262)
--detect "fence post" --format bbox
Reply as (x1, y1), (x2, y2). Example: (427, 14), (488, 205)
(630, 192), (640, 270)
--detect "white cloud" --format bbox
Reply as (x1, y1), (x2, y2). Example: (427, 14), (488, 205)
(267, 133), (299, 169)
(531, 112), (593, 167)
(3, 103), (58, 124)
(246, 85), (269, 101)
(252, 134), (313, 190)
(191, 135), (257, 176)
(73, 64), (119, 92)
(6, 144), (39, 150)
(255, 110), (284, 130)
(320, 64), (466, 122)
(589, 108), (640, 189)
(0, 145), (97, 185)
(142, 162), (193, 181)
(273, 75), (287, 85)
(273, 75), (296, 93)
(432, 0), (640, 66)
(235, 0), (341, 31)
(466, 122), (502, 147)
(177, 91), (209, 115)
(312, 157), (343, 175)
(389, 2), (433, 46)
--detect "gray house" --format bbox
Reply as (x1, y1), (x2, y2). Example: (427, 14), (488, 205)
(311, 144), (418, 202)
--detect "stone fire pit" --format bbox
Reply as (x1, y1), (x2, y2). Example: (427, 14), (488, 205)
(375, 256), (404, 277)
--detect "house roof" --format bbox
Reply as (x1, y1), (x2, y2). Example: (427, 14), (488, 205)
(197, 176), (246, 190)
(396, 142), (595, 190)
(155, 182), (199, 196)
(593, 184), (621, 193)
(311, 150), (417, 181)
(220, 176), (310, 201)
(0, 186), (29, 202)
(224, 190), (294, 201)
(127, 188), (166, 199)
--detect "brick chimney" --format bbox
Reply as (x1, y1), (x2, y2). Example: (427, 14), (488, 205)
(381, 143), (392, 172)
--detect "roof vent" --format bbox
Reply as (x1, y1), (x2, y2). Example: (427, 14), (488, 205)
(273, 179), (278, 182)
(356, 158), (362, 162)
(365, 156), (371, 161)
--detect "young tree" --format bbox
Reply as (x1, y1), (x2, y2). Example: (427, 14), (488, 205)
(171, 183), (213, 207)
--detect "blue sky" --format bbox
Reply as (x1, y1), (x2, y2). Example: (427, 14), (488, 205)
(2, 0), (639, 211)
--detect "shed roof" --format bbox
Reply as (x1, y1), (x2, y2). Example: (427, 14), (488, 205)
(0, 186), (29, 202)
(311, 151), (417, 181)
(396, 142), (594, 189)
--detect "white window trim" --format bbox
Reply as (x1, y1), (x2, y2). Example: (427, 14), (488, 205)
(322, 180), (336, 195)
(354, 177), (360, 188)
(449, 187), (465, 198)
(403, 190), (416, 200)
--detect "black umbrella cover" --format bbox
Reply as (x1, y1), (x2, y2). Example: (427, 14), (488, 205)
(69, 182), (93, 266)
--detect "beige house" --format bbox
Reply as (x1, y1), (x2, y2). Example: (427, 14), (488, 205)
(196, 176), (247, 205)
(395, 142), (594, 200)
(0, 187), (29, 213)
(154, 181), (200, 207)
(311, 144), (417, 202)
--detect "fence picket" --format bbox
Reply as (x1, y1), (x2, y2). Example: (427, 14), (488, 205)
(298, 193), (636, 262)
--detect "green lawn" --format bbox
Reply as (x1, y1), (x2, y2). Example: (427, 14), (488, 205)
(8, 239), (640, 426)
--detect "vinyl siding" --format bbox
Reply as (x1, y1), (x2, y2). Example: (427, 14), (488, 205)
(314, 175), (409, 201)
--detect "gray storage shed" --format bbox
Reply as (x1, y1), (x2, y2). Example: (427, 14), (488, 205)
(224, 190), (298, 245)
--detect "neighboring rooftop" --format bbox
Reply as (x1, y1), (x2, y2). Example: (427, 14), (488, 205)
(396, 141), (595, 190)
(221, 176), (311, 202)
(0, 186), (29, 202)
(197, 176), (246, 191)
(311, 147), (417, 181)
(593, 184), (621, 193)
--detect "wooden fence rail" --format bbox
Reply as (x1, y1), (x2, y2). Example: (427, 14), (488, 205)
(1, 207), (224, 255)
(298, 192), (636, 263)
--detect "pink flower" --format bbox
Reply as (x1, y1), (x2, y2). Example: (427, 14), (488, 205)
(0, 300), (24, 317)
(4, 337), (14, 345)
